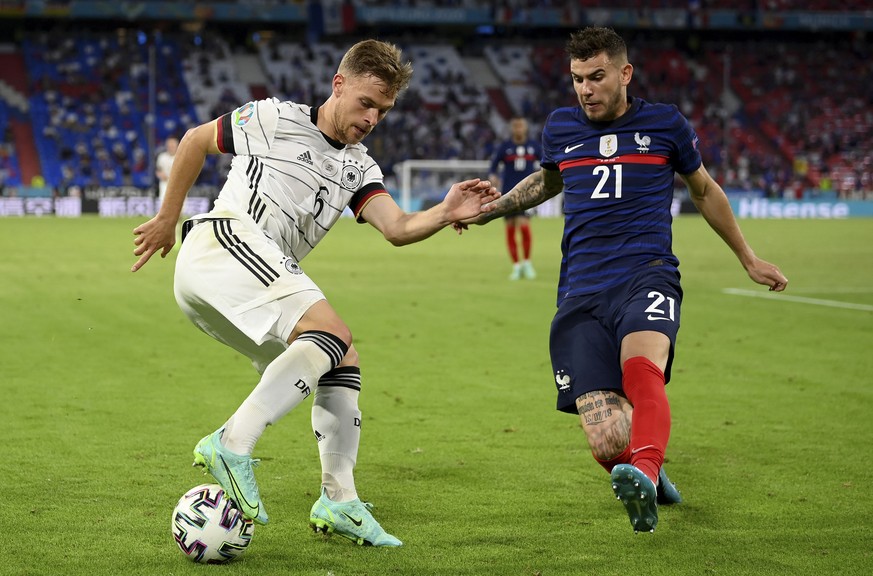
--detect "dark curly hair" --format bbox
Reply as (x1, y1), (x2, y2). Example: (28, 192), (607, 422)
(566, 27), (628, 64)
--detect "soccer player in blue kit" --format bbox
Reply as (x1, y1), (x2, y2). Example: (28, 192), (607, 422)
(488, 116), (541, 280)
(462, 27), (788, 532)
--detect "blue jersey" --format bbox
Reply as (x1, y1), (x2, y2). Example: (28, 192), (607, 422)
(489, 138), (542, 191)
(541, 97), (701, 303)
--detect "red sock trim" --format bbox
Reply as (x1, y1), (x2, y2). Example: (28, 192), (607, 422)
(593, 444), (632, 474)
(505, 225), (519, 262)
(520, 223), (532, 259)
(622, 356), (670, 485)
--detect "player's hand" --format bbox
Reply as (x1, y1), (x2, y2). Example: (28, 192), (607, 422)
(746, 257), (788, 292)
(451, 190), (508, 234)
(451, 213), (486, 234)
(443, 178), (500, 223)
(131, 215), (177, 272)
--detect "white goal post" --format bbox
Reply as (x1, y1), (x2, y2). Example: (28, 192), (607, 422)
(395, 158), (563, 216)
(395, 159), (491, 212)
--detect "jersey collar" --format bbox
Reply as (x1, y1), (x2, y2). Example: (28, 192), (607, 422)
(310, 105), (346, 150)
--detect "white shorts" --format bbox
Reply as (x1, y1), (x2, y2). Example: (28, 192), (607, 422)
(174, 215), (325, 373)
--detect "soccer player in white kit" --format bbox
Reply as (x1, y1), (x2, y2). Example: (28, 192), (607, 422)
(131, 39), (499, 547)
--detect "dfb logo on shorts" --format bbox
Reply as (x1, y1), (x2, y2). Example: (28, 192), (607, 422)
(284, 258), (303, 274)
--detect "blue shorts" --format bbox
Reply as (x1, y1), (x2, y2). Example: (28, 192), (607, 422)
(549, 265), (683, 414)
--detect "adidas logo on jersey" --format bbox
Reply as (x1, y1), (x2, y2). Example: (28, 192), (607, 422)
(297, 151), (313, 164)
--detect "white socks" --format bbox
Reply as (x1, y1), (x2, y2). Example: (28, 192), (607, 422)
(219, 333), (362, 504)
(312, 367), (362, 502)
(222, 331), (348, 455)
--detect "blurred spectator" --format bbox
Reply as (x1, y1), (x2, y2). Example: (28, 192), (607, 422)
(155, 136), (179, 203)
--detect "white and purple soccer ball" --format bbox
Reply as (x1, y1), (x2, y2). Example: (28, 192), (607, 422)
(171, 483), (255, 564)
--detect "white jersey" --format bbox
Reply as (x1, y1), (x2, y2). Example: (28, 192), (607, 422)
(155, 149), (175, 200)
(209, 98), (388, 262)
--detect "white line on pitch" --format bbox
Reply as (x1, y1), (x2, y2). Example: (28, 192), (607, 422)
(782, 287), (873, 294)
(722, 288), (873, 312)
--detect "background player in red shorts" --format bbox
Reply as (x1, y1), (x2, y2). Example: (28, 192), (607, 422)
(488, 116), (542, 280)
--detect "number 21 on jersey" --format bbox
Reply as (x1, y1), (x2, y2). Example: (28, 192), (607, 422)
(591, 164), (622, 199)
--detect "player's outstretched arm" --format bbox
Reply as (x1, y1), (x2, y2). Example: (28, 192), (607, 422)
(361, 178), (499, 246)
(131, 121), (219, 272)
(455, 168), (563, 232)
(683, 165), (788, 292)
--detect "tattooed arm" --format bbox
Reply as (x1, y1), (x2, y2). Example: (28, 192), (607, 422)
(475, 167), (564, 225)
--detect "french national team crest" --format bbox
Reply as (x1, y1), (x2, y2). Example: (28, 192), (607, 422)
(599, 134), (618, 157)
(555, 370), (571, 392)
(634, 132), (651, 153)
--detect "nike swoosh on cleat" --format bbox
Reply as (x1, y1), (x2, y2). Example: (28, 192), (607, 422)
(342, 512), (363, 526)
(220, 455), (260, 515)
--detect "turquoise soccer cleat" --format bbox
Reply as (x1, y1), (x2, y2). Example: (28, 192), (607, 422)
(611, 463), (658, 533)
(656, 467), (682, 505)
(309, 488), (402, 547)
(192, 428), (268, 525)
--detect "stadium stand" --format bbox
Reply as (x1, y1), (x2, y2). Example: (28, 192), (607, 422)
(357, 0), (871, 9)
(0, 2), (870, 201)
(183, 35), (251, 124)
(21, 30), (199, 190)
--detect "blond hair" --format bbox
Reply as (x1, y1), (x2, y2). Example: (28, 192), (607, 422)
(337, 39), (413, 97)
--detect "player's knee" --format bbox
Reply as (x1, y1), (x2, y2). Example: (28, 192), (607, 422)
(336, 344), (360, 368)
(326, 323), (352, 348)
(290, 304), (353, 348)
(289, 325), (351, 349)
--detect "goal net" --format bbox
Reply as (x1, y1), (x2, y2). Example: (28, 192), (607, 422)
(393, 159), (563, 217)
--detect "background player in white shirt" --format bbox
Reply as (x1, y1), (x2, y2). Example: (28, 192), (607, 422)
(131, 39), (499, 547)
(154, 136), (178, 204)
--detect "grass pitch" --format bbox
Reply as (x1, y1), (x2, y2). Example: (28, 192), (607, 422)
(0, 214), (870, 576)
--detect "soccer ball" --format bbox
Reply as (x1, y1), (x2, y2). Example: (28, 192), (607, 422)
(171, 483), (255, 564)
